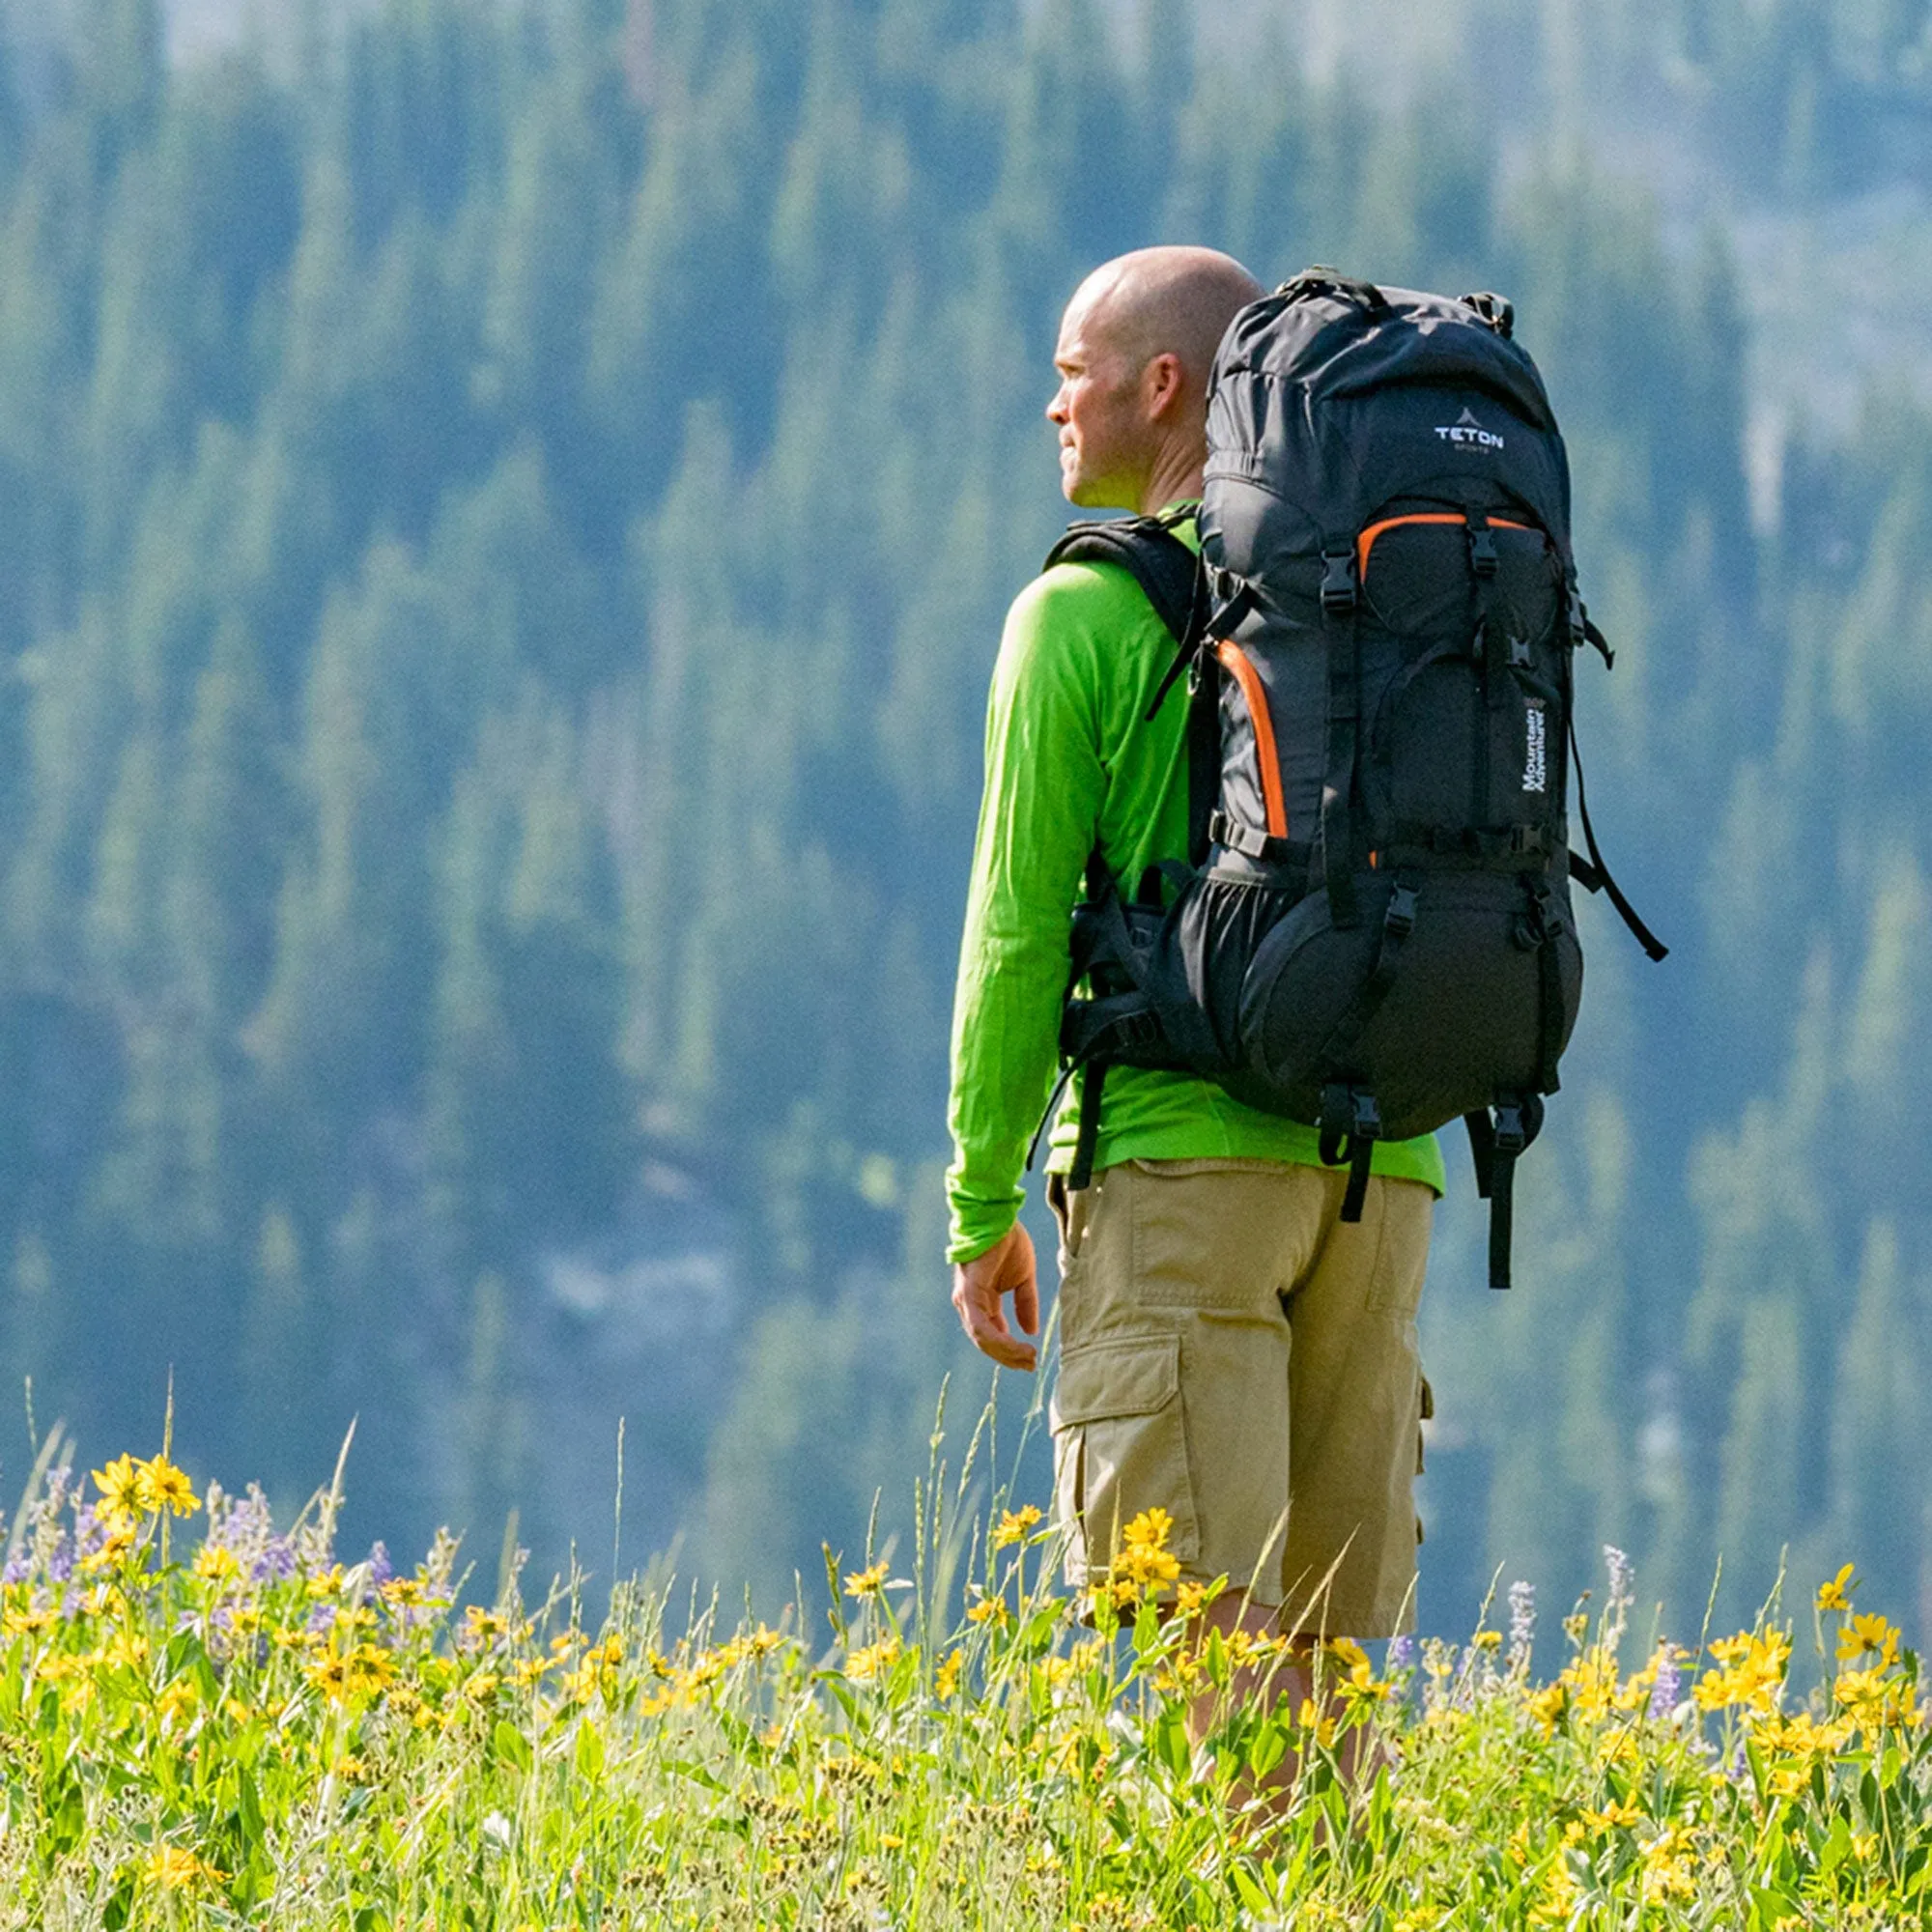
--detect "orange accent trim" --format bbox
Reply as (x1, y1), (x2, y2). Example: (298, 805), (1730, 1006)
(1356, 512), (1532, 580)
(1215, 639), (1289, 839)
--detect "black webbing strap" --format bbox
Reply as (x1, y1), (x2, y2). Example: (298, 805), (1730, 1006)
(1320, 544), (1361, 927)
(1526, 880), (1567, 1096)
(1318, 1082), (1380, 1224)
(1566, 715), (1669, 961)
(1474, 1094), (1544, 1290)
(1069, 1060), (1107, 1190)
(1208, 811), (1310, 870)
(1316, 875), (1420, 1074)
(1186, 654), (1222, 867)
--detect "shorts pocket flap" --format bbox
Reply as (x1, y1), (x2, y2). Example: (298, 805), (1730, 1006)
(1055, 1335), (1179, 1425)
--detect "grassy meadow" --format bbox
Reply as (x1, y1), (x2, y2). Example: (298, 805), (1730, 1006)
(0, 1420), (1926, 1931)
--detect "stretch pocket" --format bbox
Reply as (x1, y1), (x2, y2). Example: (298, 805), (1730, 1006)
(1052, 1333), (1201, 1577)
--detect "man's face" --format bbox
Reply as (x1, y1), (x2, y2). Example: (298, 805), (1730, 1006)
(1046, 289), (1152, 510)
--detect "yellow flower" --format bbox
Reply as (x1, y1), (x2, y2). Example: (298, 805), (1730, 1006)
(1837, 1611), (1900, 1666)
(92, 1455), (143, 1523)
(142, 1847), (228, 1891)
(1817, 1563), (1857, 1612)
(966, 1591), (1009, 1628)
(991, 1505), (1042, 1549)
(1173, 1577), (1223, 1618)
(843, 1561), (891, 1598)
(1473, 1629), (1502, 1651)
(192, 1545), (240, 1583)
(935, 1651), (963, 1701)
(845, 1636), (901, 1682)
(134, 1456), (199, 1518)
(461, 1605), (508, 1649)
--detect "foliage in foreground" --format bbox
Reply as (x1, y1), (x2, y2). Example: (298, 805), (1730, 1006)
(0, 1437), (1927, 1931)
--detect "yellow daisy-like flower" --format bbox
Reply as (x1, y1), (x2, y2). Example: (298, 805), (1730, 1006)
(965, 1592), (1009, 1628)
(1816, 1563), (1856, 1612)
(842, 1561), (891, 1598)
(142, 1847), (228, 1891)
(934, 1650), (963, 1700)
(990, 1505), (1042, 1549)
(134, 1456), (200, 1519)
(192, 1545), (240, 1583)
(843, 1636), (901, 1683)
(92, 1454), (143, 1523)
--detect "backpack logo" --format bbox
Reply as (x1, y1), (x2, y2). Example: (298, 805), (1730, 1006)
(1522, 699), (1548, 794)
(1435, 406), (1504, 450)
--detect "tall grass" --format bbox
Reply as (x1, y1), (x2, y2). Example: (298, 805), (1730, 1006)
(0, 1405), (1925, 1929)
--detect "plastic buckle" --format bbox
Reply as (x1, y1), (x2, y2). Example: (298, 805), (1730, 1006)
(1509, 634), (1532, 669)
(1509, 825), (1547, 856)
(1385, 884), (1418, 937)
(1468, 524), (1499, 578)
(1351, 1090), (1382, 1140)
(1492, 1102), (1526, 1155)
(1320, 550), (1357, 614)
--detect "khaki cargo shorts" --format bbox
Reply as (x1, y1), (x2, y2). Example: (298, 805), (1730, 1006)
(1048, 1157), (1434, 1638)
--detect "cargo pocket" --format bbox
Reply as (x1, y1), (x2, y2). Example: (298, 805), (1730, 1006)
(1051, 1332), (1200, 1581)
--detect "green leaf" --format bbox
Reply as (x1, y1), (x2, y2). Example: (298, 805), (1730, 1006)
(573, 1719), (605, 1781)
(492, 1719), (533, 1776)
(1230, 1861), (1273, 1915)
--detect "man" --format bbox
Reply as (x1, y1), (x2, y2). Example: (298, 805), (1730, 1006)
(945, 246), (1446, 1733)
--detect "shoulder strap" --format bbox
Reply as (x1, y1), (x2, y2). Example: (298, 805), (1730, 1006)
(1043, 511), (1200, 647)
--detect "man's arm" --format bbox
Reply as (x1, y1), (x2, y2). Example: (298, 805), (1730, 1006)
(946, 568), (1111, 1363)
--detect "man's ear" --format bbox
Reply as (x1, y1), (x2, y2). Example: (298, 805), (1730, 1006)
(1142, 351), (1186, 420)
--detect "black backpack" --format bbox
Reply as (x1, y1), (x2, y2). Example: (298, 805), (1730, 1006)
(1043, 270), (1666, 1290)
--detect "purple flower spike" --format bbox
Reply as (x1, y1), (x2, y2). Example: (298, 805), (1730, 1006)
(1649, 1645), (1682, 1718)
(368, 1542), (393, 1588)
(1386, 1634), (1416, 1670)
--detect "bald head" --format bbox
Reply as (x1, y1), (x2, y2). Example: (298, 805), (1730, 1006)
(1049, 246), (1263, 513)
(1070, 246), (1264, 395)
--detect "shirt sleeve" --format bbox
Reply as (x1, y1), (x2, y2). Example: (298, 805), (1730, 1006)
(945, 569), (1110, 1263)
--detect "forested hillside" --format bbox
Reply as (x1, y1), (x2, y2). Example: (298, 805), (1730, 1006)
(0, 0), (1928, 1640)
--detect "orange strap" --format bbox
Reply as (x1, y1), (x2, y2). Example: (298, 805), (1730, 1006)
(1215, 640), (1288, 839)
(1356, 512), (1531, 580)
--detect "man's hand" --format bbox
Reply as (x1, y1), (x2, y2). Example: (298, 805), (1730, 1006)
(952, 1222), (1039, 1372)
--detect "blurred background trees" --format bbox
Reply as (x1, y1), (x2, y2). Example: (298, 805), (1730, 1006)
(3, 0), (1932, 1640)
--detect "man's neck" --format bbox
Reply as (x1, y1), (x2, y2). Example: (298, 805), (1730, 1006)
(1136, 447), (1206, 517)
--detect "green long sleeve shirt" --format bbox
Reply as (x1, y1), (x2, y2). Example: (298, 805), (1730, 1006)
(945, 515), (1446, 1264)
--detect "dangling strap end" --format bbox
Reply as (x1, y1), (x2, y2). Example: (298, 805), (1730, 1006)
(1067, 1061), (1107, 1192)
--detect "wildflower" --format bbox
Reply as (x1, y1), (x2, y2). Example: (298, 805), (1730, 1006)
(1695, 1630), (1789, 1715)
(991, 1505), (1043, 1549)
(966, 1591), (1009, 1629)
(1473, 1629), (1502, 1652)
(1295, 1696), (1338, 1747)
(1112, 1508), (1180, 1593)
(1648, 1642), (1684, 1718)
(1603, 1545), (1634, 1606)
(1817, 1563), (1856, 1612)
(935, 1651), (963, 1700)
(142, 1847), (228, 1891)
(1837, 1611), (1900, 1666)
(461, 1605), (508, 1650)
(1386, 1632), (1416, 1671)
(92, 1456), (142, 1527)
(134, 1457), (199, 1518)
(1507, 1579), (1535, 1666)
(192, 1545), (240, 1583)
(844, 1635), (901, 1683)
(843, 1561), (891, 1598)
